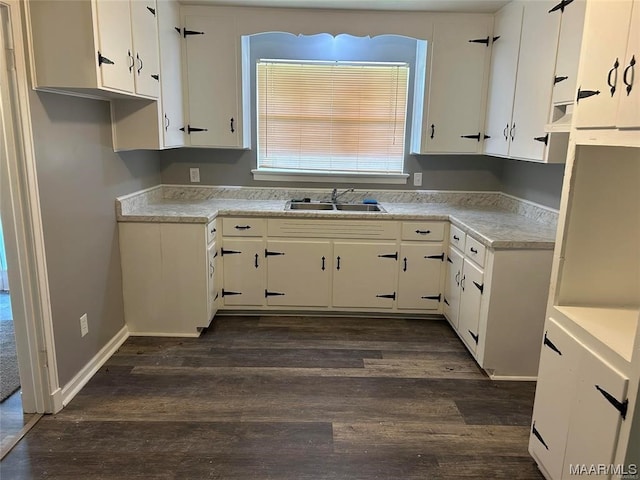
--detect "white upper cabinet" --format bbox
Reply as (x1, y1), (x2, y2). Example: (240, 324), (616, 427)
(26, 0), (159, 100)
(413, 20), (492, 154)
(181, 12), (250, 148)
(615, 0), (640, 129)
(483, 0), (563, 162)
(110, 0), (186, 150)
(483, 1), (524, 158)
(573, 0), (636, 129)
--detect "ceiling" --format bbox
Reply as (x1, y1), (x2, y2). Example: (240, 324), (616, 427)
(186, 0), (511, 14)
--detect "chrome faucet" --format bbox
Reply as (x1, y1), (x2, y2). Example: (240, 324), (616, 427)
(331, 188), (354, 203)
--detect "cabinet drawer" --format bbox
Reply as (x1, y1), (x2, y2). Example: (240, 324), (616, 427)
(449, 224), (466, 251)
(222, 218), (265, 237)
(401, 222), (445, 241)
(207, 220), (217, 244)
(465, 236), (486, 267)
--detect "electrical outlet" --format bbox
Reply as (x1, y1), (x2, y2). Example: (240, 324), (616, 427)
(80, 313), (89, 337)
(413, 172), (423, 187)
(189, 168), (200, 183)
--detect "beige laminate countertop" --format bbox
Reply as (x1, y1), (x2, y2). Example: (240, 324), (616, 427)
(117, 197), (558, 250)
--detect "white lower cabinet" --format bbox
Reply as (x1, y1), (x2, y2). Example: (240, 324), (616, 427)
(119, 221), (215, 336)
(530, 317), (631, 479)
(265, 240), (331, 307)
(332, 242), (398, 309)
(443, 246), (464, 328)
(221, 238), (265, 306)
(397, 243), (444, 310)
(458, 259), (484, 353)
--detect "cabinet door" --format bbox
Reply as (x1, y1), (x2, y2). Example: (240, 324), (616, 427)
(529, 317), (582, 480)
(563, 348), (629, 477)
(221, 238), (265, 306)
(130, 0), (160, 98)
(157, 0), (185, 147)
(183, 15), (242, 147)
(207, 242), (218, 321)
(458, 259), (484, 353)
(265, 240), (332, 307)
(552, 0), (587, 105)
(397, 243), (444, 310)
(616, 0), (640, 128)
(443, 246), (464, 329)
(332, 242), (398, 309)
(573, 0), (634, 129)
(423, 22), (491, 153)
(483, 1), (523, 157)
(509, 0), (561, 161)
(94, 0), (134, 93)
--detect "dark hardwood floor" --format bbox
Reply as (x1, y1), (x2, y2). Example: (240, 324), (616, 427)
(0, 315), (544, 479)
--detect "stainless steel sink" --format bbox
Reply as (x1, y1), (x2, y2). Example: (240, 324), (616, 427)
(335, 203), (386, 212)
(286, 202), (335, 210)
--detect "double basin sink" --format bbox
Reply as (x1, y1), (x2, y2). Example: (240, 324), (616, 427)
(285, 201), (386, 213)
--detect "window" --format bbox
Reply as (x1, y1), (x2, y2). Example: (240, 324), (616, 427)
(256, 60), (409, 178)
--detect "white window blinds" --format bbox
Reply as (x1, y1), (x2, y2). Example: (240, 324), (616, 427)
(257, 60), (409, 175)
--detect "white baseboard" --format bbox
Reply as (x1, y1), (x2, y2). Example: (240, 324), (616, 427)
(60, 325), (129, 407)
(489, 374), (538, 381)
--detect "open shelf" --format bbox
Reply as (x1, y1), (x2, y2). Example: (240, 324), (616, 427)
(554, 305), (639, 362)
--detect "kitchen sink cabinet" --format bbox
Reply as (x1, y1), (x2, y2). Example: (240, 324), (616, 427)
(119, 221), (216, 336)
(26, 0), (160, 100)
(265, 240), (332, 307)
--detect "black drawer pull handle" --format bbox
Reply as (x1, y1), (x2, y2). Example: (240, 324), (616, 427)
(453, 235), (460, 241)
(235, 225), (251, 230)
(543, 332), (562, 355)
(415, 230), (431, 235)
(469, 247), (478, 254)
(595, 385), (629, 419)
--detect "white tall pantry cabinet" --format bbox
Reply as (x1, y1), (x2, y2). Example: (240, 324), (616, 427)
(528, 2), (640, 478)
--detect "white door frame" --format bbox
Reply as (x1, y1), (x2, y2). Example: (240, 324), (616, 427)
(0, 0), (61, 413)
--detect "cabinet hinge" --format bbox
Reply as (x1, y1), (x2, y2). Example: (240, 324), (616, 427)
(534, 134), (549, 146)
(468, 36), (490, 46)
(549, 0), (574, 13)
(180, 125), (208, 134)
(492, 35), (500, 43)
(554, 75), (568, 84)
(576, 87), (601, 103)
(146, 6), (156, 15)
(183, 29), (205, 38)
(595, 385), (629, 419)
(378, 252), (398, 260)
(473, 281), (484, 294)
(221, 289), (241, 297)
(468, 330), (479, 344)
(425, 253), (445, 262)
(443, 297), (450, 306)
(446, 256), (453, 264)
(97, 51), (114, 66)
(483, 134), (491, 140)
(461, 133), (482, 142)
(151, 74), (159, 81)
(376, 293), (396, 300)
(421, 294), (441, 301)
(532, 422), (549, 450)
(264, 249), (285, 257)
(220, 248), (241, 256)
(543, 332), (562, 356)
(265, 289), (285, 298)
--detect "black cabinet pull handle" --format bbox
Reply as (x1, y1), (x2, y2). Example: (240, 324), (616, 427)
(460, 274), (466, 291)
(254, 253), (259, 268)
(321, 256), (325, 271)
(503, 123), (509, 141)
(576, 87), (601, 103)
(403, 257), (407, 272)
(534, 134), (549, 146)
(430, 124), (435, 139)
(136, 53), (143, 75)
(128, 50), (134, 73)
(455, 271), (460, 286)
(623, 55), (636, 96)
(607, 58), (620, 96)
(336, 256), (341, 271)
(235, 225), (251, 230)
(595, 385), (629, 419)
(509, 123), (516, 141)
(532, 422), (549, 450)
(415, 230), (431, 235)
(470, 247), (478, 254)
(543, 332), (562, 356)
(230, 117), (235, 133)
(164, 114), (170, 131)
